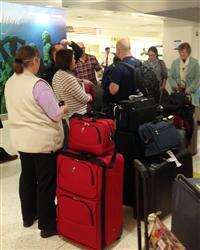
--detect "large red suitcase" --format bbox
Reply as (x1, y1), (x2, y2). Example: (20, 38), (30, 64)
(56, 151), (124, 249)
(68, 116), (115, 156)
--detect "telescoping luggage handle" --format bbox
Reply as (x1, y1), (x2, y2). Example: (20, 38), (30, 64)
(60, 150), (117, 169)
(134, 159), (149, 250)
(176, 174), (200, 199)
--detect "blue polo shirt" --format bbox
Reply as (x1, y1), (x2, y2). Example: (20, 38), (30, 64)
(110, 56), (141, 102)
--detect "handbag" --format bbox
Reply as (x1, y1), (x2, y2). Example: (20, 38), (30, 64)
(149, 214), (186, 250)
(138, 120), (181, 157)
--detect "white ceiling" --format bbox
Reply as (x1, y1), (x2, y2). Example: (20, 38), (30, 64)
(65, 8), (164, 37)
(3, 0), (198, 38)
(62, 0), (199, 13)
(62, 0), (200, 22)
(3, 0), (165, 37)
(2, 0), (63, 8)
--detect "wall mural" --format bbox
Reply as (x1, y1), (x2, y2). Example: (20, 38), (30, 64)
(0, 2), (66, 114)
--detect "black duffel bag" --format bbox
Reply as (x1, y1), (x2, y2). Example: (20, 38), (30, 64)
(138, 120), (181, 157)
(162, 92), (191, 116)
(115, 97), (157, 132)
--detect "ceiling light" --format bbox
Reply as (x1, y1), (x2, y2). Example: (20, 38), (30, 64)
(45, 5), (53, 8)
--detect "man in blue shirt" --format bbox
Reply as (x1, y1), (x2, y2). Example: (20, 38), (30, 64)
(109, 39), (141, 102)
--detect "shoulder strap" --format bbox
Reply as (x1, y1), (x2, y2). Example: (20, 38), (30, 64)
(118, 61), (136, 71)
(159, 60), (167, 79)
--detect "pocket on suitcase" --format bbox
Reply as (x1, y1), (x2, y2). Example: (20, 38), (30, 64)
(58, 194), (96, 226)
(69, 122), (102, 146)
(57, 192), (98, 248)
(57, 155), (102, 199)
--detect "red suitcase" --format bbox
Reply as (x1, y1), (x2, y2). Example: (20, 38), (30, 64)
(56, 151), (124, 249)
(68, 116), (115, 156)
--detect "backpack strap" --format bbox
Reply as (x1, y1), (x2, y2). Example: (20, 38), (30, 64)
(117, 61), (140, 93)
(118, 61), (136, 71)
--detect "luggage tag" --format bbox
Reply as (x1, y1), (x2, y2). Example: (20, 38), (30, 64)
(166, 150), (182, 168)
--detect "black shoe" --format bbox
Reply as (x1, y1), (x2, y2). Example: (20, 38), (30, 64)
(40, 229), (58, 238)
(23, 216), (38, 228)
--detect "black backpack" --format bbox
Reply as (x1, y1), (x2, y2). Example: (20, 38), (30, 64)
(102, 59), (141, 105)
(139, 66), (160, 101)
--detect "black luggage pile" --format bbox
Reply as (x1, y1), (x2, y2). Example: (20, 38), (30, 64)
(109, 94), (194, 219)
(113, 97), (157, 205)
(161, 91), (198, 155)
(134, 160), (187, 250)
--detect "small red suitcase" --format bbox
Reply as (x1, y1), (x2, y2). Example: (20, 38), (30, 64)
(56, 151), (124, 249)
(68, 116), (115, 156)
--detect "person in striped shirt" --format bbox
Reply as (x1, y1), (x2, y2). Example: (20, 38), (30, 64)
(52, 49), (92, 121)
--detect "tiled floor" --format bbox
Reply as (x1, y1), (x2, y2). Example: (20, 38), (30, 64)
(0, 120), (199, 250)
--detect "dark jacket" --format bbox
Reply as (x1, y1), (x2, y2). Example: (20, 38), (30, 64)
(41, 41), (83, 85)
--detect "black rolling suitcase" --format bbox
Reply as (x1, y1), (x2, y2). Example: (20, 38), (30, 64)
(133, 149), (193, 219)
(114, 130), (142, 159)
(134, 160), (186, 250)
(171, 175), (200, 250)
(123, 158), (135, 206)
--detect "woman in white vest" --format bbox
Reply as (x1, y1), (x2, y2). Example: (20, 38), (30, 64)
(5, 45), (68, 238)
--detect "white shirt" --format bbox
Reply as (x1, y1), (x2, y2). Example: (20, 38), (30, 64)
(180, 57), (190, 88)
(101, 52), (115, 67)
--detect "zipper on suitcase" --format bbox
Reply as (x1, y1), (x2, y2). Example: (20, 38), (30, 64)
(154, 123), (173, 135)
(74, 159), (95, 186)
(73, 122), (102, 144)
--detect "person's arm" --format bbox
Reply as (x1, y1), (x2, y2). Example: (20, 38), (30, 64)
(168, 61), (179, 90)
(52, 104), (68, 122)
(33, 80), (68, 122)
(186, 61), (200, 93)
(160, 79), (167, 91)
(160, 60), (168, 90)
(60, 39), (83, 62)
(108, 66), (121, 95)
(93, 56), (103, 76)
(63, 76), (92, 104)
(69, 41), (83, 62)
(109, 82), (119, 95)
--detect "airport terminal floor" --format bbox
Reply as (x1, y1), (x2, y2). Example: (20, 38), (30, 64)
(0, 120), (200, 250)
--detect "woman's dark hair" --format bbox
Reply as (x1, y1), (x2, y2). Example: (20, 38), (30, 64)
(148, 46), (158, 57)
(55, 49), (73, 71)
(14, 45), (41, 74)
(178, 42), (191, 55)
